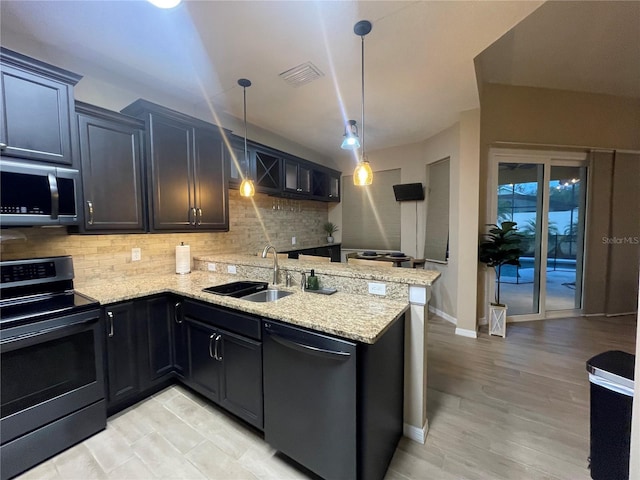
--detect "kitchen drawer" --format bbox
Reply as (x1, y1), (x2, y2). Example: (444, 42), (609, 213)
(182, 300), (261, 340)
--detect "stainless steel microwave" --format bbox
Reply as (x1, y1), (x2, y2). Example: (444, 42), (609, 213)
(0, 159), (80, 226)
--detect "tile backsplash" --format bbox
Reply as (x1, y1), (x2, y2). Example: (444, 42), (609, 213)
(0, 190), (329, 283)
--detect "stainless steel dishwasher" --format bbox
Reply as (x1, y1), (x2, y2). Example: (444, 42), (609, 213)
(262, 320), (357, 480)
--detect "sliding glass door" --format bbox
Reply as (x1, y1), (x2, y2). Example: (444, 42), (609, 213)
(491, 150), (588, 320)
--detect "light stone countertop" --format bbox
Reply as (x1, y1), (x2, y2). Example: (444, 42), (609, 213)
(76, 271), (409, 344)
(195, 253), (441, 286)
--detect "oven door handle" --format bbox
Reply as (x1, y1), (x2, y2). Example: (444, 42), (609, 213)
(0, 316), (99, 350)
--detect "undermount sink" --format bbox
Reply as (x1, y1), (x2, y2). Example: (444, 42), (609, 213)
(241, 289), (294, 303)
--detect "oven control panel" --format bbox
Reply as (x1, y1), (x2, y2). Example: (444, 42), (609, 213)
(1, 261), (57, 283)
(0, 256), (74, 289)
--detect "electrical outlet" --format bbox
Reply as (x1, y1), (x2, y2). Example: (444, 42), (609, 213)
(227, 265), (237, 274)
(368, 282), (386, 296)
(131, 248), (141, 262)
(291, 236), (296, 245)
(207, 263), (216, 272)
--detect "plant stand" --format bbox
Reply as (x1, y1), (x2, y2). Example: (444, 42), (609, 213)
(489, 304), (507, 337)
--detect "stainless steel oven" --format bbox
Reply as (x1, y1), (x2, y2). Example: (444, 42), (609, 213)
(0, 256), (105, 480)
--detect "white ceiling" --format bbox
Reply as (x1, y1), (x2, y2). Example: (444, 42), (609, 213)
(1, 1), (636, 161)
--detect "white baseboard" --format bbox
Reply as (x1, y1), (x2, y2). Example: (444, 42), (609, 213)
(428, 305), (457, 325)
(403, 420), (429, 444)
(454, 327), (478, 338)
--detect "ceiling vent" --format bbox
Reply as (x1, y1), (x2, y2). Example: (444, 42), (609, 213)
(279, 62), (324, 87)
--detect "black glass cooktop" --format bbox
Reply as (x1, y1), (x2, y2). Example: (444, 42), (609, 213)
(0, 291), (99, 328)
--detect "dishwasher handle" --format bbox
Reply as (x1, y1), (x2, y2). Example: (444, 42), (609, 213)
(265, 323), (351, 360)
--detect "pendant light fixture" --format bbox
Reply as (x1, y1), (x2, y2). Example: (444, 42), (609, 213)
(238, 78), (255, 198)
(341, 119), (360, 150)
(353, 20), (373, 186)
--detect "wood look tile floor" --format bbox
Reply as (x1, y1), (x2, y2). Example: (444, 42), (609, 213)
(18, 314), (636, 480)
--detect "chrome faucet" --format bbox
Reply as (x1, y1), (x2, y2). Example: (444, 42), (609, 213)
(261, 244), (279, 285)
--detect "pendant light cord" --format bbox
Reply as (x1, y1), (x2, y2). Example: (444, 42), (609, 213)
(360, 34), (365, 160)
(243, 86), (248, 176)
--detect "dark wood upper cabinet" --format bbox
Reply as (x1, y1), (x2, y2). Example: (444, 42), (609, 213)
(76, 102), (146, 232)
(284, 157), (311, 195)
(193, 127), (228, 229)
(311, 167), (341, 202)
(121, 99), (229, 232)
(0, 48), (81, 166)
(225, 133), (340, 201)
(254, 147), (282, 194)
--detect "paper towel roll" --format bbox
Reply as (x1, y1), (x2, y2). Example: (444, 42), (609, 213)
(175, 243), (191, 274)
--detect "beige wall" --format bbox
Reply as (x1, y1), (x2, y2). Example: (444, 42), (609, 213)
(1, 191), (328, 284)
(478, 83), (640, 319)
(330, 110), (481, 332)
(480, 83), (640, 151)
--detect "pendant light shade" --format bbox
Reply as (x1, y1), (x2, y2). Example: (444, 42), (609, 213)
(341, 120), (360, 150)
(238, 78), (255, 198)
(353, 157), (373, 186)
(352, 20), (373, 186)
(239, 177), (255, 197)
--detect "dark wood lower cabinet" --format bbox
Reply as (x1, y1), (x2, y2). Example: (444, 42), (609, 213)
(185, 318), (221, 400)
(138, 297), (174, 389)
(104, 302), (139, 410)
(104, 296), (174, 414)
(283, 243), (341, 262)
(218, 329), (263, 428)
(173, 299), (188, 378)
(182, 301), (263, 429)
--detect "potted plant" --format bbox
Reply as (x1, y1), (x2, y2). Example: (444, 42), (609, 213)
(478, 221), (523, 337)
(323, 222), (339, 244)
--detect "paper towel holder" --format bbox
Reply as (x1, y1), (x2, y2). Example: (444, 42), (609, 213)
(176, 241), (191, 275)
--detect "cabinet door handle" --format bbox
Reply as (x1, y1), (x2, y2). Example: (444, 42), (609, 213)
(197, 208), (202, 226)
(174, 301), (182, 324)
(208, 333), (216, 358)
(107, 311), (114, 337)
(189, 207), (197, 226)
(214, 334), (223, 361)
(86, 200), (94, 225)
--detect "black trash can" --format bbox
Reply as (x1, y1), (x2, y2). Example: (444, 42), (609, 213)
(586, 350), (635, 480)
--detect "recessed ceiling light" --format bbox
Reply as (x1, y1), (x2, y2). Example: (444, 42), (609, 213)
(148, 0), (181, 9)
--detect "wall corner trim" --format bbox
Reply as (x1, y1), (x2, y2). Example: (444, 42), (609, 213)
(428, 305), (457, 325)
(454, 327), (478, 338)
(403, 420), (429, 444)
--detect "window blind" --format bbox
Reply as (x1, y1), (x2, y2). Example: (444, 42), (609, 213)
(342, 168), (401, 250)
(424, 159), (450, 262)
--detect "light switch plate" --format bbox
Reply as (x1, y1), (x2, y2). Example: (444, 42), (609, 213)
(131, 248), (141, 262)
(368, 282), (386, 296)
(207, 263), (216, 272)
(227, 265), (237, 274)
